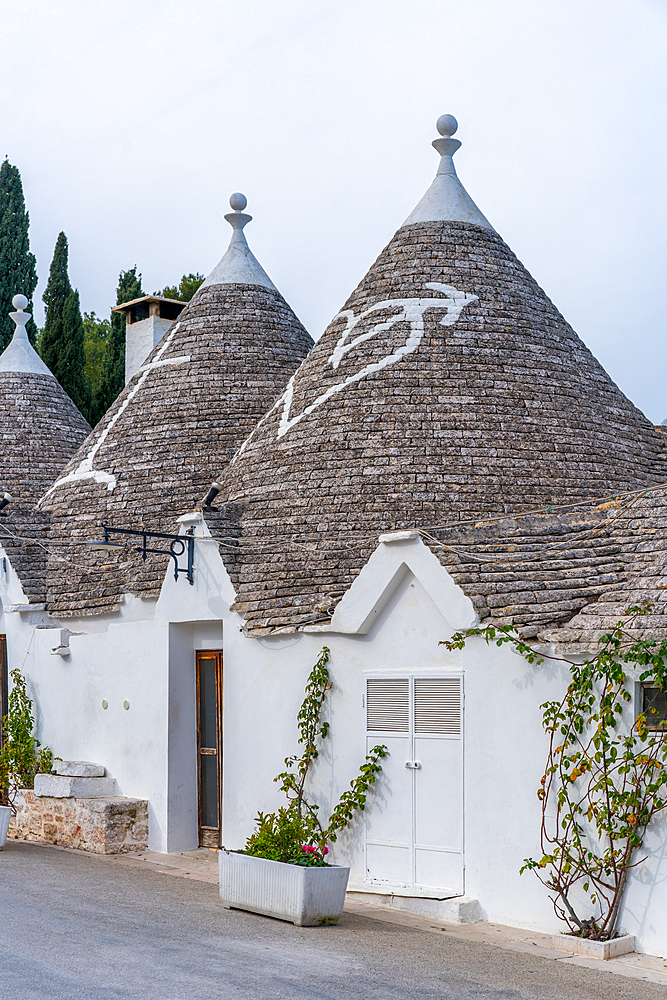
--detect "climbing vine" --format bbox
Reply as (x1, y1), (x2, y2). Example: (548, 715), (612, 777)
(245, 647), (388, 865)
(441, 604), (667, 940)
(0, 668), (53, 812)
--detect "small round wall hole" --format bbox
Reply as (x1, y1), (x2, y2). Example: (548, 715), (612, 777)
(123, 700), (130, 710)
(101, 700), (108, 710)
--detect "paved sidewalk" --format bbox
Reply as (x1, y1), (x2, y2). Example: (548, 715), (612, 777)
(28, 841), (667, 989)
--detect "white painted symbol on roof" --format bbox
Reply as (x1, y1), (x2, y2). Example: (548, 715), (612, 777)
(275, 283), (477, 439)
(41, 325), (186, 498)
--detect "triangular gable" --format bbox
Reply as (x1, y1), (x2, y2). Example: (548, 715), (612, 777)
(324, 530), (477, 636)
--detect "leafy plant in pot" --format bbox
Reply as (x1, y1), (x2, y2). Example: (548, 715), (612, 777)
(219, 647), (388, 924)
(0, 668), (53, 847)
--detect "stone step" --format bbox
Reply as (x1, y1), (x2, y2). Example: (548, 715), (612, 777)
(345, 889), (482, 923)
(9, 790), (148, 854)
(34, 774), (116, 799)
(52, 761), (105, 778)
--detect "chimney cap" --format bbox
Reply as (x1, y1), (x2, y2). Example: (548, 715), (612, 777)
(112, 294), (187, 315)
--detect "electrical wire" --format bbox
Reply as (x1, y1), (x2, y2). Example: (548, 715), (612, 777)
(0, 482), (665, 572)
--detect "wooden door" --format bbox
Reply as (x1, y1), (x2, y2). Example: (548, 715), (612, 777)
(196, 650), (223, 848)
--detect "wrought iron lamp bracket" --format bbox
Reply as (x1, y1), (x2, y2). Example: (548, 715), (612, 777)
(98, 523), (195, 584)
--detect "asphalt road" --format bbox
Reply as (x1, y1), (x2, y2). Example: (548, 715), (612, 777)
(0, 841), (662, 1000)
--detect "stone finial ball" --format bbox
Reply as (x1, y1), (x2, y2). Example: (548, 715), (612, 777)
(436, 114), (458, 137)
(229, 192), (248, 212)
(12, 294), (28, 310)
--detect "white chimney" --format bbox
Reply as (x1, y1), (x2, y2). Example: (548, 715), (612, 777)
(112, 296), (186, 384)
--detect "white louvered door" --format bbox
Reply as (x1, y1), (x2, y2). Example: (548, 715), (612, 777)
(365, 675), (463, 893)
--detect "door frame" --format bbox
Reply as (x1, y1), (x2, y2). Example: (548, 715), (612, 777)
(362, 669), (465, 893)
(195, 649), (223, 848)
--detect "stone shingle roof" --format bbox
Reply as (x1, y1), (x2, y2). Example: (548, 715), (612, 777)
(538, 488), (667, 649)
(430, 487), (667, 640)
(0, 298), (91, 603)
(209, 121), (667, 636)
(39, 204), (313, 616)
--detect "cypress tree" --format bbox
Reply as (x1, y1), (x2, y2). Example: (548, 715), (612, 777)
(40, 232), (90, 417)
(92, 266), (144, 424)
(61, 288), (90, 416)
(40, 232), (71, 366)
(0, 159), (38, 350)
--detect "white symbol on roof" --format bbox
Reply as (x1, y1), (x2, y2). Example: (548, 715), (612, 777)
(41, 324), (190, 497)
(275, 283), (478, 439)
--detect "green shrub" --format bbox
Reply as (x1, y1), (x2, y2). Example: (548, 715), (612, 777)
(245, 806), (329, 866)
(0, 668), (53, 810)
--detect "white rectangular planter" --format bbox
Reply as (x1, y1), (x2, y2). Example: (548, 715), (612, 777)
(219, 850), (350, 926)
(0, 805), (11, 848)
(551, 933), (635, 960)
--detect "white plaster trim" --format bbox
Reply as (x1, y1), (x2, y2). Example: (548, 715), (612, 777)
(50, 628), (72, 656)
(155, 512), (237, 620)
(276, 284), (477, 439)
(202, 228), (277, 291)
(137, 354), (190, 374)
(176, 511), (203, 525)
(41, 323), (182, 498)
(4, 603), (46, 613)
(323, 534), (476, 635)
(0, 309), (53, 376)
(378, 530), (421, 543)
(0, 543), (31, 608)
(401, 146), (494, 230)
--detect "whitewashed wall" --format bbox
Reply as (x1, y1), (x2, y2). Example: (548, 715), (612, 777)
(0, 524), (232, 854)
(3, 528), (667, 956)
(214, 534), (667, 956)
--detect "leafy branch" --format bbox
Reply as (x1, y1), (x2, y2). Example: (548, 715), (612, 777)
(246, 647), (387, 864)
(442, 604), (667, 941)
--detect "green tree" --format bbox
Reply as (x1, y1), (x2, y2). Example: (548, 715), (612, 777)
(0, 159), (38, 350)
(156, 272), (204, 302)
(83, 311), (110, 402)
(40, 232), (90, 417)
(93, 266), (144, 423)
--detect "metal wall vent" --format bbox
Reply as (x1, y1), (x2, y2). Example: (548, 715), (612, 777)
(366, 679), (410, 732)
(414, 678), (461, 735)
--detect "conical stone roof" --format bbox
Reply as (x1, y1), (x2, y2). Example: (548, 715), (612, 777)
(211, 117), (667, 633)
(0, 296), (90, 603)
(40, 197), (313, 616)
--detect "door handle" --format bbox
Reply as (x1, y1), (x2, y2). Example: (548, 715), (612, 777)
(405, 761), (422, 769)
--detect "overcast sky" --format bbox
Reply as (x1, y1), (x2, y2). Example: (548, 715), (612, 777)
(1, 0), (665, 420)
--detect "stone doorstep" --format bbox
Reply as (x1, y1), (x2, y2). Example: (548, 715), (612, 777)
(346, 888), (481, 923)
